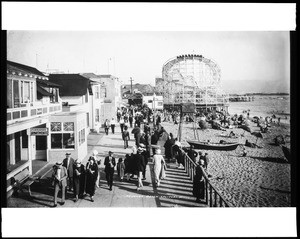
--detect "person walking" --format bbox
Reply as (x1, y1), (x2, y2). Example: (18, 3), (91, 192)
(104, 119), (110, 135)
(164, 133), (174, 162)
(203, 153), (210, 170)
(119, 116), (125, 133)
(193, 160), (205, 203)
(85, 156), (98, 202)
(151, 130), (159, 156)
(153, 149), (165, 187)
(104, 151), (116, 191)
(62, 152), (74, 192)
(52, 161), (68, 207)
(140, 144), (148, 180)
(90, 150), (101, 188)
(117, 157), (126, 181)
(129, 114), (133, 128)
(73, 159), (85, 202)
(144, 131), (151, 161)
(122, 126), (130, 149)
(135, 147), (146, 190)
(110, 117), (116, 134)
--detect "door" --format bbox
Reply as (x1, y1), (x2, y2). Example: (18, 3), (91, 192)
(35, 136), (47, 160)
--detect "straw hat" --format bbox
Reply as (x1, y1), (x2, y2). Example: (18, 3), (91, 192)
(93, 150), (98, 156)
(156, 149), (161, 154)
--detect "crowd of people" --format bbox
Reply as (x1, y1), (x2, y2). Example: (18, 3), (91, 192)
(51, 105), (210, 207)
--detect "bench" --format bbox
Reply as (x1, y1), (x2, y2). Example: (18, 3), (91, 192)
(12, 168), (40, 197)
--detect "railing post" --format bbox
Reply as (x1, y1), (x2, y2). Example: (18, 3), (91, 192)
(214, 191), (217, 207)
(205, 179), (208, 205)
(220, 197), (223, 207)
(209, 185), (213, 207)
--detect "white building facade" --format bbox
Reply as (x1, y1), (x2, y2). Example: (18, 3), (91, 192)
(6, 61), (62, 196)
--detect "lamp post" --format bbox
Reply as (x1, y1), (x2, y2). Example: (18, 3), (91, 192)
(153, 93), (156, 128)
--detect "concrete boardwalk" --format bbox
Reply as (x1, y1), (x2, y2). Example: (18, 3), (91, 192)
(7, 125), (207, 208)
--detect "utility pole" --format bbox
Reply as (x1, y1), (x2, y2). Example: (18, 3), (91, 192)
(130, 77), (134, 94)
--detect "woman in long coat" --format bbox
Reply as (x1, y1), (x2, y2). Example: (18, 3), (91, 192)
(85, 157), (98, 202)
(153, 149), (165, 187)
(73, 160), (85, 202)
(193, 160), (205, 202)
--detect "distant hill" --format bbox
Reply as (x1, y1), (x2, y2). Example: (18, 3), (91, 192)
(220, 80), (289, 94)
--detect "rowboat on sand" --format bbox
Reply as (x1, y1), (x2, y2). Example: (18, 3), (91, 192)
(187, 140), (240, 151)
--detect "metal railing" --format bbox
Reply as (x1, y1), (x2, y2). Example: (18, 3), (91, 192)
(181, 149), (232, 207)
(7, 102), (61, 124)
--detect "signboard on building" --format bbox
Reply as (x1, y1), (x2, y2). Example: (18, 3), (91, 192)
(181, 103), (195, 113)
(30, 128), (49, 136)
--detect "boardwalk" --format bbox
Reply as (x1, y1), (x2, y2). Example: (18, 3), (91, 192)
(7, 125), (206, 208)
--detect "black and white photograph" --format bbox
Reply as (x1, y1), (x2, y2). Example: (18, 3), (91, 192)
(1, 2), (297, 237)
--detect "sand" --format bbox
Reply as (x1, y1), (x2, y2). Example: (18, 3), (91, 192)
(160, 119), (291, 207)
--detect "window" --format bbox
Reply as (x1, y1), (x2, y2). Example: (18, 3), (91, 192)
(85, 92), (88, 103)
(51, 122), (61, 131)
(21, 81), (31, 103)
(148, 100), (153, 103)
(51, 133), (74, 149)
(101, 87), (107, 98)
(49, 87), (59, 103)
(13, 80), (20, 108)
(86, 113), (89, 127)
(50, 121), (75, 149)
(63, 122), (74, 131)
(95, 109), (100, 122)
(95, 86), (100, 99)
(78, 129), (85, 145)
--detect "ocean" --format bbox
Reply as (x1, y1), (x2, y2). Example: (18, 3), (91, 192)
(228, 94), (290, 124)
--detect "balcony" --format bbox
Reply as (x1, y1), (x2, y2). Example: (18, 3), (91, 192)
(7, 102), (62, 125)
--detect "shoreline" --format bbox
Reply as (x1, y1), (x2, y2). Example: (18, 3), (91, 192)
(160, 118), (291, 207)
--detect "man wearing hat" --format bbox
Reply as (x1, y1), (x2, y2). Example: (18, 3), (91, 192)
(104, 151), (116, 191)
(63, 152), (75, 191)
(52, 161), (68, 207)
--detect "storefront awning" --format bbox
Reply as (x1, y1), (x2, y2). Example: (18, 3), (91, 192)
(37, 85), (53, 96)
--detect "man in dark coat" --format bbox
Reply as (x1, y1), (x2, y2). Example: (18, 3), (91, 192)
(193, 160), (205, 202)
(104, 151), (116, 191)
(135, 147), (146, 190)
(62, 152), (74, 192)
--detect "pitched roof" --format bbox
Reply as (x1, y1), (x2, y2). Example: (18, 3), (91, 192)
(7, 60), (47, 79)
(36, 78), (61, 87)
(81, 73), (100, 79)
(49, 74), (90, 96)
(122, 83), (155, 95)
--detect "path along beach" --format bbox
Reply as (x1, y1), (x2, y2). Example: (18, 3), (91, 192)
(161, 117), (291, 207)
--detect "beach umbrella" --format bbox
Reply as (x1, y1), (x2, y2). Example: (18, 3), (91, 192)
(251, 131), (263, 144)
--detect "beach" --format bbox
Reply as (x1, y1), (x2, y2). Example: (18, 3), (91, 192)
(161, 116), (291, 207)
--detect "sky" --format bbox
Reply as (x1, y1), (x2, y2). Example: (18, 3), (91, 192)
(7, 31), (290, 94)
